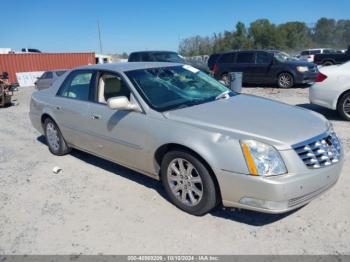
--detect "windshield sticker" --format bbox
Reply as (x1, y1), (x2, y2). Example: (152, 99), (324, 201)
(183, 65), (199, 73)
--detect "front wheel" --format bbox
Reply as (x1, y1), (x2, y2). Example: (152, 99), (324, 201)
(337, 92), (350, 121)
(161, 150), (218, 216)
(277, 73), (294, 88)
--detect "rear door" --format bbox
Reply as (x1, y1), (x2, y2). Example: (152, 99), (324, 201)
(52, 70), (96, 151)
(235, 51), (256, 83)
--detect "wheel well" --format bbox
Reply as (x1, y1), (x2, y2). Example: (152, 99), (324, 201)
(337, 89), (350, 108)
(41, 113), (55, 128)
(154, 143), (222, 203)
(278, 71), (294, 78)
(322, 59), (335, 64)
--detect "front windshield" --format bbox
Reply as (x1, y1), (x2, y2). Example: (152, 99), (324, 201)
(274, 52), (296, 62)
(153, 52), (185, 63)
(125, 65), (233, 111)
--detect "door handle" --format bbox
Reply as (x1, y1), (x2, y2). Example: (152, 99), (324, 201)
(55, 106), (62, 110)
(90, 115), (101, 120)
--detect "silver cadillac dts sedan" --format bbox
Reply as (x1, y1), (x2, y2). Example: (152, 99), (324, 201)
(29, 62), (343, 216)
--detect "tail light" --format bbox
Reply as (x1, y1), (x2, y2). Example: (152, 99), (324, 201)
(213, 63), (218, 74)
(315, 72), (327, 82)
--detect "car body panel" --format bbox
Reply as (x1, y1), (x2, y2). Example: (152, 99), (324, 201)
(314, 48), (350, 65)
(213, 50), (317, 86)
(310, 62), (350, 110)
(35, 70), (67, 90)
(29, 62), (343, 214)
(128, 51), (210, 73)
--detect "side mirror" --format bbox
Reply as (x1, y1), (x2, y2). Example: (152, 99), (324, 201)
(107, 96), (141, 112)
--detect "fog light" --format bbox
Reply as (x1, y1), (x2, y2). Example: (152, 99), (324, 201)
(239, 197), (288, 210)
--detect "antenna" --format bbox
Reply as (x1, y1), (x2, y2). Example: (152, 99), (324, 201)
(97, 20), (103, 54)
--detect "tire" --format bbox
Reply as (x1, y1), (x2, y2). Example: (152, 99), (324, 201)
(44, 118), (71, 155)
(323, 61), (334, 66)
(337, 92), (350, 121)
(160, 150), (218, 216)
(277, 72), (294, 88)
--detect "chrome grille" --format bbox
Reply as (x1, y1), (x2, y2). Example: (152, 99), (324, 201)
(293, 132), (341, 169)
(288, 181), (336, 207)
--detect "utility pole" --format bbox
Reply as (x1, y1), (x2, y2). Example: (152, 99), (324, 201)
(97, 20), (103, 54)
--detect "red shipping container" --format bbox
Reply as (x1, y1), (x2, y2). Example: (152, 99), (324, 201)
(0, 52), (96, 83)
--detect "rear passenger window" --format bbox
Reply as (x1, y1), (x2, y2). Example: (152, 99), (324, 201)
(219, 53), (235, 63)
(57, 71), (93, 101)
(45, 72), (53, 79)
(236, 52), (255, 63)
(140, 53), (153, 61)
(310, 50), (321, 55)
(129, 53), (140, 62)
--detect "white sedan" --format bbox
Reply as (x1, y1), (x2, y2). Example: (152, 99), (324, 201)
(310, 61), (350, 121)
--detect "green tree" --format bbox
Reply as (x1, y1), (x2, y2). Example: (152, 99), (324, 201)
(248, 19), (283, 49)
(313, 18), (337, 47)
(231, 22), (251, 49)
(278, 22), (313, 50)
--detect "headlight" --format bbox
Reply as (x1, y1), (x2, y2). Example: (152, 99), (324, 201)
(297, 66), (309, 72)
(240, 140), (287, 176)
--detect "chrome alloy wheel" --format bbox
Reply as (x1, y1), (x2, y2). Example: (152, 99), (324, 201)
(166, 158), (203, 206)
(343, 96), (350, 118)
(278, 73), (292, 88)
(46, 122), (60, 151)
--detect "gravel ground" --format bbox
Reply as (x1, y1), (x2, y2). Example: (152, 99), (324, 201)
(0, 86), (349, 255)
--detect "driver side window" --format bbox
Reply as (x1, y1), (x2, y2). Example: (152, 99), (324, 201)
(97, 73), (131, 103)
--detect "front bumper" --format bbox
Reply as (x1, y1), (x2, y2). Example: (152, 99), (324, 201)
(216, 157), (343, 214)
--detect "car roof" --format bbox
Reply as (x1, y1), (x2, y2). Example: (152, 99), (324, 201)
(129, 51), (178, 54)
(47, 69), (66, 72)
(218, 49), (278, 55)
(76, 62), (183, 72)
(301, 48), (331, 51)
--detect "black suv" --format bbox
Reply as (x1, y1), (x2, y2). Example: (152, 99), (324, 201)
(128, 51), (210, 73)
(213, 50), (318, 88)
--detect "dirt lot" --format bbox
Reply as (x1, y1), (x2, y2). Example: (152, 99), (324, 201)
(0, 86), (349, 255)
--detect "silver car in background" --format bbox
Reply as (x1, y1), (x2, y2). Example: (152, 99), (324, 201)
(29, 62), (343, 215)
(34, 70), (66, 90)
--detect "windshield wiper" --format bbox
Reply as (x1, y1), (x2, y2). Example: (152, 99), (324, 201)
(167, 98), (209, 111)
(215, 90), (231, 100)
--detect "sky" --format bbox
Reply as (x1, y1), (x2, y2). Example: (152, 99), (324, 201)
(1, 0), (350, 54)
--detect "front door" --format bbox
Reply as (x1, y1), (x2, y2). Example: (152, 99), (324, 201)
(85, 71), (151, 172)
(253, 51), (274, 83)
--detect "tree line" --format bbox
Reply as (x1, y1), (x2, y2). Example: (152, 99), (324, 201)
(178, 18), (350, 56)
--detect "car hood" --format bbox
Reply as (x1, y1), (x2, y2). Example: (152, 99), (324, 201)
(284, 60), (315, 67)
(163, 94), (329, 150)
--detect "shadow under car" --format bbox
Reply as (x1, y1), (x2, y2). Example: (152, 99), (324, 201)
(36, 135), (298, 226)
